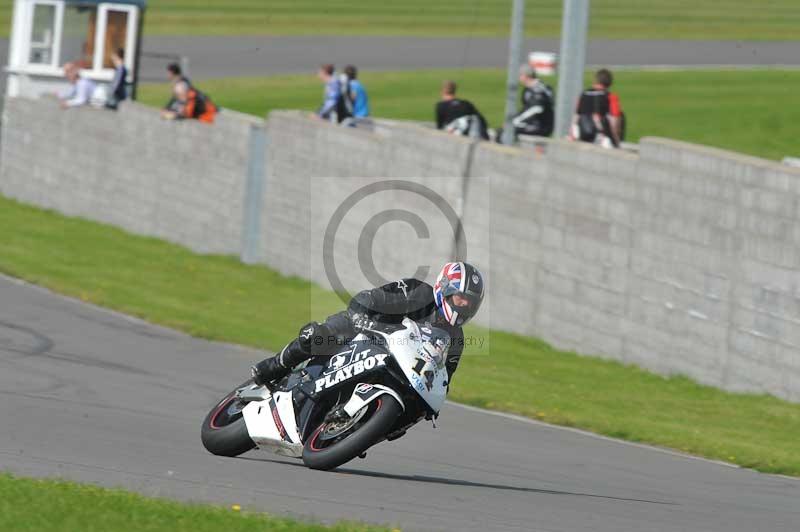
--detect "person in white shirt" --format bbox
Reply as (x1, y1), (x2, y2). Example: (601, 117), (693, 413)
(58, 63), (97, 109)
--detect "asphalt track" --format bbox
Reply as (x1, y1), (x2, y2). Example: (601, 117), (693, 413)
(2, 274), (800, 531)
(3, 37), (800, 83)
(135, 37), (800, 80)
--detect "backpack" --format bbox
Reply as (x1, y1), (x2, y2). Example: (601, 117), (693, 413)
(187, 88), (217, 122)
(188, 88), (209, 116)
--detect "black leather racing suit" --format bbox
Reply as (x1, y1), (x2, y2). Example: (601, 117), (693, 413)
(286, 278), (465, 381)
(513, 80), (555, 137)
(496, 79), (554, 142)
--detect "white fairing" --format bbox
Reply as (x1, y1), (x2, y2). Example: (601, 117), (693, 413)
(381, 318), (449, 413)
(241, 318), (448, 457)
(343, 383), (405, 417)
(242, 390), (303, 458)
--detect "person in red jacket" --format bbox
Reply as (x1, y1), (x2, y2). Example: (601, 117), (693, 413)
(161, 81), (217, 124)
(571, 68), (624, 148)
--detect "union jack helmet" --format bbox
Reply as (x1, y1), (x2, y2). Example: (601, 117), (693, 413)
(433, 262), (485, 326)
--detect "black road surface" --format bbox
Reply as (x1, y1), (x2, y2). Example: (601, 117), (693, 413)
(1, 275), (799, 531)
(3, 38), (799, 84)
(136, 37), (800, 81)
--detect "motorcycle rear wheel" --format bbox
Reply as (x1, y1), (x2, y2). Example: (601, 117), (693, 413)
(201, 380), (256, 457)
(302, 395), (402, 471)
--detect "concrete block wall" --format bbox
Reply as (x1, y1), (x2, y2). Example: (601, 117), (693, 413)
(634, 139), (800, 397)
(261, 112), (472, 310)
(0, 97), (260, 255)
(462, 136), (800, 401)
(2, 97), (800, 401)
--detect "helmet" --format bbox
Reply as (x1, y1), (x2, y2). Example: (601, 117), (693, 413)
(433, 262), (485, 326)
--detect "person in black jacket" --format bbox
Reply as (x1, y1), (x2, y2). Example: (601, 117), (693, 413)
(251, 262), (485, 386)
(571, 68), (624, 148)
(105, 48), (127, 110)
(497, 65), (554, 142)
(435, 81), (489, 140)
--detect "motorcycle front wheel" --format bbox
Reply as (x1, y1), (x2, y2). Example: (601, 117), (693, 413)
(302, 395), (402, 471)
(201, 380), (256, 457)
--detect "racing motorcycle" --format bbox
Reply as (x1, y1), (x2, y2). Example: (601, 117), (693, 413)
(201, 318), (449, 470)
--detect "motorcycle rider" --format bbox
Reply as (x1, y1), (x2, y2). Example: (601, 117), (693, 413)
(251, 262), (485, 386)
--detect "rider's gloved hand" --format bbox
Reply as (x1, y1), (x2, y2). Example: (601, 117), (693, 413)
(349, 312), (374, 333)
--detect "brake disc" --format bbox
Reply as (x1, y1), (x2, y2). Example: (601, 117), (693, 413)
(319, 404), (369, 441)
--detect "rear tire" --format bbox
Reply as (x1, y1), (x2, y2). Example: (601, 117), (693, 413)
(201, 381), (256, 457)
(302, 395), (402, 471)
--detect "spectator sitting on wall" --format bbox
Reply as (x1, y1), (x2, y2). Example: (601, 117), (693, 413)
(435, 80), (489, 140)
(105, 48), (128, 110)
(160, 81), (218, 124)
(58, 62), (97, 109)
(314, 64), (351, 123)
(496, 65), (554, 143)
(167, 62), (190, 87)
(162, 62), (191, 112)
(570, 68), (625, 148)
(343, 65), (370, 119)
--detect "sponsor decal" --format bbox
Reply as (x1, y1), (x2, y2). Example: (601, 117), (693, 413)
(300, 327), (314, 340)
(423, 370), (435, 391)
(269, 397), (290, 441)
(324, 346), (368, 375)
(315, 353), (389, 392)
(471, 273), (480, 285)
(409, 373), (426, 393)
(354, 383), (374, 395)
(329, 353), (347, 369)
(396, 279), (409, 297)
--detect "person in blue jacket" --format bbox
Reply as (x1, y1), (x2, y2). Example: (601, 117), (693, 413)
(343, 65), (370, 118)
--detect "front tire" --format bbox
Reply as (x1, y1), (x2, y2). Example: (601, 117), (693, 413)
(302, 395), (402, 471)
(201, 381), (256, 457)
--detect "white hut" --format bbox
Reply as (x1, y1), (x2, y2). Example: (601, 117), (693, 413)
(6, 0), (146, 101)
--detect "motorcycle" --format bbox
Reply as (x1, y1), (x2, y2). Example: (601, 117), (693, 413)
(201, 318), (450, 470)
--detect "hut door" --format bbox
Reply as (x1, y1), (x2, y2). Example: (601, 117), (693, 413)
(92, 3), (138, 75)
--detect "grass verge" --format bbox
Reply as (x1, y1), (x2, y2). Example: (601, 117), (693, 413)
(139, 68), (800, 161)
(1, 196), (799, 475)
(4, 1), (800, 40)
(0, 474), (390, 532)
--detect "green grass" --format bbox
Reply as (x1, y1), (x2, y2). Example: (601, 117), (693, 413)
(1, 196), (799, 476)
(0, 474), (391, 532)
(3, 1), (800, 39)
(139, 68), (800, 161)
